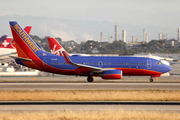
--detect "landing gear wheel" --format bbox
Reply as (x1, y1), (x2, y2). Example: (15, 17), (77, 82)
(150, 78), (153, 82)
(87, 76), (94, 82)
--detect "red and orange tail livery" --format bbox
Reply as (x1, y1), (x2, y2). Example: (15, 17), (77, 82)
(10, 22), (40, 58)
(6, 26), (32, 49)
(9, 21), (46, 70)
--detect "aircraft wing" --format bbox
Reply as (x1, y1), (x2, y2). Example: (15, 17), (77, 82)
(62, 51), (114, 73)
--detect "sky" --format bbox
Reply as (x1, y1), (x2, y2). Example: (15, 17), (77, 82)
(0, 0), (180, 42)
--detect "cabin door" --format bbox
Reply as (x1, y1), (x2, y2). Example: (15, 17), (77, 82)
(147, 60), (152, 69)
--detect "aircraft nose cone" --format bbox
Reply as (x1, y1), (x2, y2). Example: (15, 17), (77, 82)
(166, 66), (172, 72)
(169, 66), (172, 72)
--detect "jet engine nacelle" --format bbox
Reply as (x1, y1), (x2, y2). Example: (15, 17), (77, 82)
(101, 70), (122, 79)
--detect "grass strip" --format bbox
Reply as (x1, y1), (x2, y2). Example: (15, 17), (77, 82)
(0, 90), (180, 101)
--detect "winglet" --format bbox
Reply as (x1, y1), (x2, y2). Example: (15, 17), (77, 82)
(62, 51), (73, 64)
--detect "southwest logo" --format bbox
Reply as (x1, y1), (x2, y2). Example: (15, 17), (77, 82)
(13, 24), (39, 52)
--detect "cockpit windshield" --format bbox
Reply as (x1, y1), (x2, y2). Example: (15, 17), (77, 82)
(156, 62), (163, 65)
(160, 60), (170, 66)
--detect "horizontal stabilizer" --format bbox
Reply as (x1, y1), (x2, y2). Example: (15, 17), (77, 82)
(10, 56), (32, 62)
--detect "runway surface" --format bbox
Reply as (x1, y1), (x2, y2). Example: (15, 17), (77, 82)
(0, 101), (180, 111)
(0, 76), (180, 83)
(0, 82), (180, 90)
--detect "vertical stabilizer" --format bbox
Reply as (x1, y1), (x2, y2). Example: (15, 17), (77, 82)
(47, 37), (70, 56)
(9, 21), (41, 59)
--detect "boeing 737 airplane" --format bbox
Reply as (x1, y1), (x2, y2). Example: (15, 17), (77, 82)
(9, 21), (172, 82)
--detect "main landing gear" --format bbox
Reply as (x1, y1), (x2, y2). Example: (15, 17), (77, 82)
(150, 78), (153, 82)
(87, 76), (94, 82)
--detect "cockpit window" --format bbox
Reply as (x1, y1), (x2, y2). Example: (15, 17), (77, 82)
(156, 62), (162, 65)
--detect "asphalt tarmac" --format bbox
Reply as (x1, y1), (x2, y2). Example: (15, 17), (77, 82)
(0, 101), (180, 111)
(0, 82), (180, 90)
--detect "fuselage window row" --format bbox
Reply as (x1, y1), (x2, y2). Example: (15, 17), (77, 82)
(51, 62), (146, 66)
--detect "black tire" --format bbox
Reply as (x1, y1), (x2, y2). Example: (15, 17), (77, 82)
(150, 78), (153, 82)
(87, 76), (94, 82)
